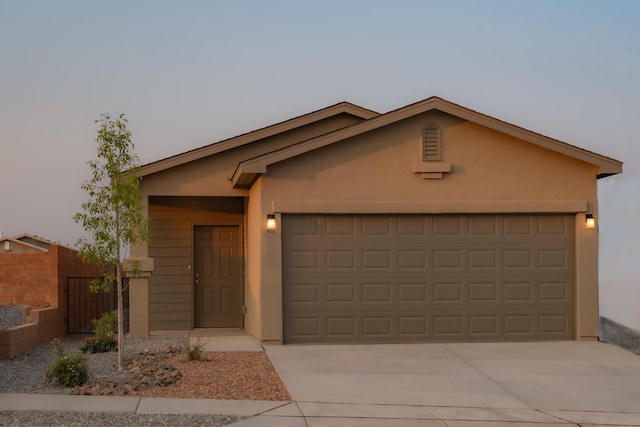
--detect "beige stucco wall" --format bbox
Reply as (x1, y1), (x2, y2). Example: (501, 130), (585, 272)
(255, 111), (599, 341)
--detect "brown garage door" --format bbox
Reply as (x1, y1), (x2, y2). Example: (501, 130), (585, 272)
(283, 214), (575, 343)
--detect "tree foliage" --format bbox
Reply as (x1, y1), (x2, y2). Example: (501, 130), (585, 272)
(74, 114), (149, 288)
(74, 113), (149, 370)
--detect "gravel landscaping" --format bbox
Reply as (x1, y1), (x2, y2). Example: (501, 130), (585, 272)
(0, 335), (247, 426)
(0, 306), (290, 426)
(600, 316), (640, 356)
(0, 306), (25, 332)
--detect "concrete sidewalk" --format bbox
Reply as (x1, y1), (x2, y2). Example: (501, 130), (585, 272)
(2, 339), (640, 426)
(2, 392), (640, 426)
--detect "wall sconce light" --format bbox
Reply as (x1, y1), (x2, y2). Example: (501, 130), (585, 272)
(585, 214), (596, 229)
(3, 241), (10, 252)
(267, 214), (276, 233)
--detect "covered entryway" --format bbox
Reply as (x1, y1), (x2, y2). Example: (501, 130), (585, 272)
(283, 214), (575, 343)
(194, 225), (243, 328)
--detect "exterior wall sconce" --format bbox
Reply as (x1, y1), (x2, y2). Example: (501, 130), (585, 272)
(585, 214), (596, 229)
(267, 214), (277, 233)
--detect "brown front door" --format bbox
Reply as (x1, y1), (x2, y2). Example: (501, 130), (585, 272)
(194, 226), (242, 328)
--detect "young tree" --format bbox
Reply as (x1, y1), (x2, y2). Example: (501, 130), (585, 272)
(74, 113), (149, 371)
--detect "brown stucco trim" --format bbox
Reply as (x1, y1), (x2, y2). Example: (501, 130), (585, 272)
(271, 200), (588, 214)
(137, 102), (378, 178)
(232, 97), (622, 188)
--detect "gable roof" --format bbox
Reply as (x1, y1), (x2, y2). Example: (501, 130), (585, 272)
(231, 97), (623, 189)
(14, 234), (53, 250)
(138, 101), (379, 177)
(0, 237), (50, 253)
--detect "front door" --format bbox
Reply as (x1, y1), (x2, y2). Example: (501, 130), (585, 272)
(194, 226), (242, 328)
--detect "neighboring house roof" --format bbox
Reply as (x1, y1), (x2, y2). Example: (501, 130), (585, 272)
(14, 234), (53, 250)
(0, 237), (49, 253)
(138, 101), (379, 178)
(231, 97), (623, 189)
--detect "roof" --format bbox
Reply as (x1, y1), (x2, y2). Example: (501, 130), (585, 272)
(14, 234), (54, 250)
(137, 96), (623, 188)
(138, 101), (379, 178)
(0, 237), (49, 253)
(231, 97), (623, 188)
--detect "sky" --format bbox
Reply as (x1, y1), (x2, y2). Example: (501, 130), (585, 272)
(1, 1), (639, 324)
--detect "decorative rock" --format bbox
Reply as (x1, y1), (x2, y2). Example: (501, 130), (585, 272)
(70, 346), (183, 396)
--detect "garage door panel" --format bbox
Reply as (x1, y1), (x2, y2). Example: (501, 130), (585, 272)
(326, 250), (356, 269)
(539, 315), (570, 334)
(398, 283), (427, 302)
(398, 216), (427, 235)
(433, 216), (463, 235)
(326, 283), (357, 303)
(469, 250), (498, 268)
(362, 250), (392, 269)
(362, 216), (392, 235)
(283, 214), (575, 343)
(469, 283), (498, 302)
(286, 215), (320, 235)
(468, 216), (497, 235)
(503, 216), (534, 236)
(362, 283), (392, 302)
(287, 283), (320, 303)
(538, 216), (570, 236)
(326, 216), (356, 235)
(539, 282), (573, 304)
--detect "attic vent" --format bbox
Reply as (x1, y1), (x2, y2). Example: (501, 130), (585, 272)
(423, 125), (441, 161)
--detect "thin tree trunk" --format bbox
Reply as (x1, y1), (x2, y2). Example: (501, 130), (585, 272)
(116, 264), (123, 371)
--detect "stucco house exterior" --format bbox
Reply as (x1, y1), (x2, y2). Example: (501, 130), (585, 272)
(127, 97), (622, 344)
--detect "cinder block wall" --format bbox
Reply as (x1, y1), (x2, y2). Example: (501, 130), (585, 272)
(0, 252), (53, 308)
(0, 245), (102, 308)
(0, 245), (103, 357)
(0, 245), (102, 336)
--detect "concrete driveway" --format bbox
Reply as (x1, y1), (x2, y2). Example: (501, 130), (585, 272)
(264, 341), (640, 413)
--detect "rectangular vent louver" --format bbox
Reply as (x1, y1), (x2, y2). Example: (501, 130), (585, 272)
(423, 126), (441, 161)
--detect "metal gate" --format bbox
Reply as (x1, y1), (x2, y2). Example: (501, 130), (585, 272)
(66, 277), (129, 334)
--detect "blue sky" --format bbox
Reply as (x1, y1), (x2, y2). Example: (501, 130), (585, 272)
(1, 1), (638, 321)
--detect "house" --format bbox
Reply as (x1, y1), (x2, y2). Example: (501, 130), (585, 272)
(126, 97), (623, 344)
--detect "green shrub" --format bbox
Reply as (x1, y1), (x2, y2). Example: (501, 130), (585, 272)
(80, 334), (117, 353)
(184, 338), (204, 362)
(46, 338), (89, 387)
(94, 310), (118, 337)
(80, 311), (118, 354)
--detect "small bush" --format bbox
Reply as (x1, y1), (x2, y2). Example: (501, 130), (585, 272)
(46, 338), (89, 387)
(94, 310), (118, 337)
(184, 338), (204, 362)
(80, 311), (118, 354)
(80, 334), (117, 353)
